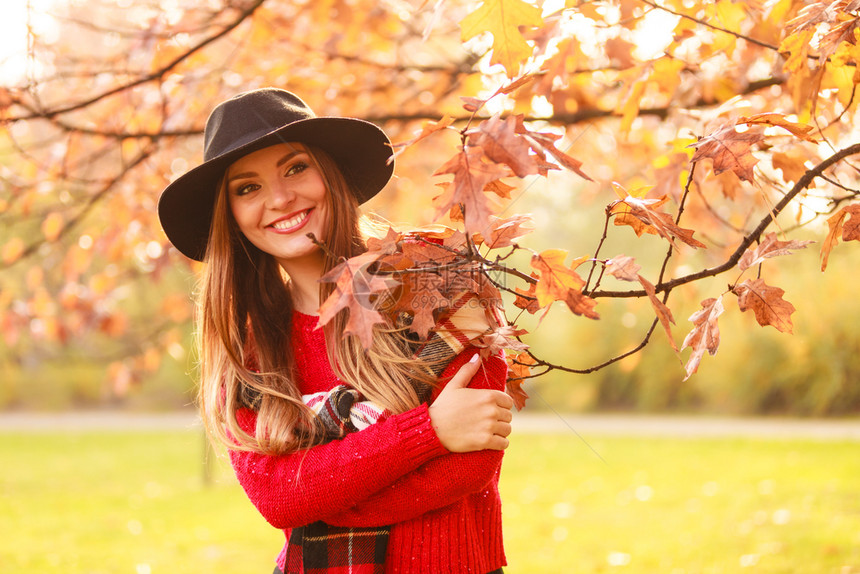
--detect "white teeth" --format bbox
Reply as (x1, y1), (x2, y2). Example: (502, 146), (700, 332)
(271, 210), (308, 230)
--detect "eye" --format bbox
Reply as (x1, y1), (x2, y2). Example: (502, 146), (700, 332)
(233, 182), (259, 197)
(285, 160), (309, 177)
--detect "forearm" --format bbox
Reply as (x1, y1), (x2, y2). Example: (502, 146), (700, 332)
(230, 403), (447, 529)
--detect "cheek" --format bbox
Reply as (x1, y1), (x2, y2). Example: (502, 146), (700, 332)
(228, 197), (254, 233)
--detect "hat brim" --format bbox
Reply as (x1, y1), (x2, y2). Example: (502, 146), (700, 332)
(158, 116), (393, 261)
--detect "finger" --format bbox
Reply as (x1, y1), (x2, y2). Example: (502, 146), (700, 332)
(493, 421), (512, 438)
(490, 390), (515, 409)
(445, 354), (481, 389)
(485, 435), (510, 451)
(497, 407), (514, 423)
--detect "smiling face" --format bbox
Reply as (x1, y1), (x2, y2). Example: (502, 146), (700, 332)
(226, 143), (329, 271)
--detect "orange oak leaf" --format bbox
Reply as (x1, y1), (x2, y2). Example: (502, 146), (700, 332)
(739, 113), (818, 143)
(605, 254), (640, 282)
(365, 226), (402, 255)
(469, 115), (543, 178)
(820, 204), (860, 271)
(506, 351), (535, 410)
(610, 194), (707, 249)
(732, 278), (796, 333)
(681, 296), (724, 380)
(390, 115), (455, 160)
(474, 324), (530, 356)
(638, 274), (677, 351)
(433, 146), (509, 235)
(564, 288), (600, 319)
(481, 214), (534, 249)
(738, 232), (814, 271)
(513, 273), (542, 314)
(517, 119), (593, 181)
(529, 249), (587, 308)
(318, 252), (397, 348)
(688, 123), (765, 182)
(460, 0), (544, 76)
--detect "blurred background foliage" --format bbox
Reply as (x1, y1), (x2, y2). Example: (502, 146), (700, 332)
(1, 0), (860, 415)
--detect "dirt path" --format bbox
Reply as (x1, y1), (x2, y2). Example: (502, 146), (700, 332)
(2, 410), (859, 440)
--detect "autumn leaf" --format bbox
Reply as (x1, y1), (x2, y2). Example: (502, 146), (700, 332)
(739, 113), (818, 143)
(506, 351), (535, 410)
(390, 115), (455, 160)
(638, 274), (677, 351)
(520, 126), (593, 181)
(42, 212), (65, 242)
(530, 249), (587, 307)
(318, 252), (397, 348)
(688, 123), (765, 182)
(610, 193), (707, 250)
(564, 288), (600, 319)
(365, 226), (402, 255)
(481, 214), (534, 248)
(469, 114), (543, 178)
(605, 254), (641, 282)
(460, 0), (544, 76)
(433, 146), (509, 234)
(820, 204), (860, 270)
(474, 324), (530, 356)
(681, 296), (724, 380)
(513, 274), (542, 314)
(738, 232), (814, 271)
(732, 278), (796, 333)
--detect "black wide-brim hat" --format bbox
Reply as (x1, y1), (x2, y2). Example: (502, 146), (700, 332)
(158, 88), (394, 261)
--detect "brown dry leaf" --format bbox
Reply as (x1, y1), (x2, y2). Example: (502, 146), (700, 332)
(772, 150), (813, 186)
(506, 351), (535, 410)
(482, 214), (534, 248)
(842, 204), (860, 241)
(610, 195), (707, 249)
(688, 124), (765, 183)
(605, 254), (641, 282)
(820, 204), (860, 270)
(470, 114), (543, 178)
(433, 147), (509, 234)
(681, 296), (725, 380)
(564, 288), (600, 319)
(474, 324), (530, 356)
(521, 125), (593, 181)
(390, 116), (456, 160)
(638, 274), (677, 351)
(733, 278), (796, 333)
(738, 232), (814, 271)
(513, 274), (542, 314)
(318, 252), (394, 348)
(739, 112), (818, 143)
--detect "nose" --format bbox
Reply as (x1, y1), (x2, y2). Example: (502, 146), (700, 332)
(265, 179), (295, 210)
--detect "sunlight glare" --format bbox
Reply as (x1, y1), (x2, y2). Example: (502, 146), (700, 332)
(0, 0), (62, 84)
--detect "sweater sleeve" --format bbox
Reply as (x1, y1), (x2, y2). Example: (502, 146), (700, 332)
(229, 402), (449, 530)
(320, 349), (508, 527)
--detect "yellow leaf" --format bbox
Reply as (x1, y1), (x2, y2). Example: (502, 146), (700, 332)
(42, 212), (65, 242)
(2, 237), (25, 264)
(460, 0), (543, 77)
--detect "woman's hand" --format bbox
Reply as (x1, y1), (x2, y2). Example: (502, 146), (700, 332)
(428, 354), (514, 453)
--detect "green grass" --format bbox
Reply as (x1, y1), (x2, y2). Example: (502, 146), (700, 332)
(1, 428), (859, 573)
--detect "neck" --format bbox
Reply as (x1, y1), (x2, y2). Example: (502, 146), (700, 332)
(280, 253), (327, 315)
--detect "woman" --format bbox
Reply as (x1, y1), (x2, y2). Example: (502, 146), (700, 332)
(158, 88), (513, 574)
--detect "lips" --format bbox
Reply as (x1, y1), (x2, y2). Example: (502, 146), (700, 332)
(268, 209), (312, 233)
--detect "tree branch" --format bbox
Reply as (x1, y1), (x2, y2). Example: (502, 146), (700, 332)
(589, 142), (860, 299)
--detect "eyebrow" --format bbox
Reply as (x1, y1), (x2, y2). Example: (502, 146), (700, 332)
(227, 150), (304, 183)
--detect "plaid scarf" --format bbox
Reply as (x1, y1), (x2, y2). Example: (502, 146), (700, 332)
(283, 291), (503, 574)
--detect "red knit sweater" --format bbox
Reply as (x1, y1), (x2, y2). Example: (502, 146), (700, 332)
(229, 311), (508, 574)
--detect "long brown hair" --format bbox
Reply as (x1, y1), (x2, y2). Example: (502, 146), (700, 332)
(197, 144), (432, 455)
